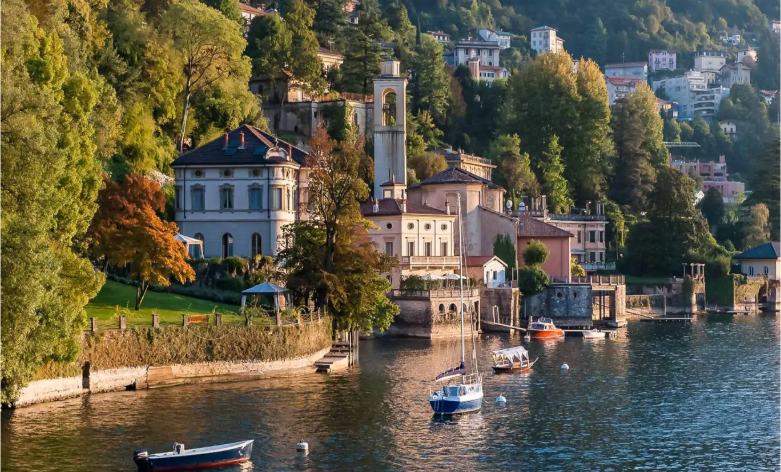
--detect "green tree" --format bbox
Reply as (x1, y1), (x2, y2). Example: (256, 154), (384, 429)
(622, 167), (713, 275)
(339, 0), (392, 97)
(248, 1), (325, 128)
(278, 127), (399, 331)
(493, 234), (517, 273)
(408, 36), (451, 123)
(698, 187), (726, 228)
(605, 200), (627, 258)
(538, 135), (573, 213)
(664, 118), (682, 142)
(489, 134), (539, 203)
(609, 82), (666, 213)
(586, 17), (608, 64)
(408, 152), (447, 181)
(202, 0), (242, 24)
(384, 0), (415, 46)
(523, 239), (550, 266)
(745, 137), (780, 239)
(1, 0), (105, 403)
(163, 0), (250, 151)
(517, 267), (550, 296)
(740, 203), (771, 250)
(304, 0), (347, 46)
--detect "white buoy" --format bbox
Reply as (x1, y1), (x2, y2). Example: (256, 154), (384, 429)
(496, 394), (507, 404)
(523, 334), (531, 342)
(296, 441), (309, 454)
(561, 363), (569, 370)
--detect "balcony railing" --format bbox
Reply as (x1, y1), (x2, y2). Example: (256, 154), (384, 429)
(581, 262), (617, 271)
(390, 289), (481, 299)
(550, 275), (625, 285)
(401, 256), (461, 267)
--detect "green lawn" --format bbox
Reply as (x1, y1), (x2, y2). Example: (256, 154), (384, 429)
(86, 280), (243, 328)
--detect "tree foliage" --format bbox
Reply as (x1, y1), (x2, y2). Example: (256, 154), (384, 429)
(698, 187), (726, 228)
(523, 240), (550, 267)
(740, 203), (771, 250)
(1, 0), (108, 404)
(493, 234), (517, 272)
(609, 82), (666, 214)
(278, 127), (398, 331)
(538, 135), (573, 213)
(489, 134), (539, 203)
(88, 175), (195, 309)
(408, 152), (448, 181)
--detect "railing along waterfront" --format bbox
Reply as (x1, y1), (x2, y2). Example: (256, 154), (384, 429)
(390, 289), (481, 299)
(400, 256), (461, 267)
(550, 275), (625, 286)
(581, 262), (617, 271)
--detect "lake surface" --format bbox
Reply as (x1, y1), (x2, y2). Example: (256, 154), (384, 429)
(3, 315), (780, 471)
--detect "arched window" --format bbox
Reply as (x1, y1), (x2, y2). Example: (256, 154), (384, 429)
(251, 233), (262, 258)
(449, 303), (457, 313)
(439, 304), (446, 313)
(222, 233), (233, 258)
(193, 233), (205, 259)
(382, 90), (397, 126)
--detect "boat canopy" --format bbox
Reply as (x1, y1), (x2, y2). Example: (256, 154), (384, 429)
(491, 346), (529, 362)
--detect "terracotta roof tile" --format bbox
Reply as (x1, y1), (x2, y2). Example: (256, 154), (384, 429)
(517, 214), (574, 238)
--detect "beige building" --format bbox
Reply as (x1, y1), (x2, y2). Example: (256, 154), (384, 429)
(433, 148), (495, 180)
(530, 26), (564, 55)
(720, 62), (751, 88)
(737, 47), (757, 64)
(407, 166), (515, 258)
(360, 195), (458, 288)
(694, 50), (726, 85)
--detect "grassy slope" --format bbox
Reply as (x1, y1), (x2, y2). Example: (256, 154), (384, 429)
(85, 280), (242, 327)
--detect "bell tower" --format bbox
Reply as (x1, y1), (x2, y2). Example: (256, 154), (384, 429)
(373, 59), (407, 200)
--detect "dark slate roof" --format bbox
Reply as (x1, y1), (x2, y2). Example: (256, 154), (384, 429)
(171, 125), (309, 167)
(517, 214), (574, 238)
(360, 199), (451, 216)
(409, 166), (502, 190)
(734, 242), (780, 260)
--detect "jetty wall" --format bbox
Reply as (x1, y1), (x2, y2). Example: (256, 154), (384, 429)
(14, 319), (331, 408)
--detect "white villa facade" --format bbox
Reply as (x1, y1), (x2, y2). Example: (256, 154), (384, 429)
(171, 126), (309, 258)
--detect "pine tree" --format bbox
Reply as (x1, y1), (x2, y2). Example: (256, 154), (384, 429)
(586, 17), (608, 64)
(538, 135), (573, 213)
(339, 0), (391, 97)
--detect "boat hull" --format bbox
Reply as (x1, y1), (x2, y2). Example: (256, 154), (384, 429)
(430, 396), (483, 415)
(492, 358), (538, 374)
(134, 441), (253, 471)
(528, 329), (564, 339)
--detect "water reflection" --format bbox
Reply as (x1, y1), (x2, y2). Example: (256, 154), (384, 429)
(2, 317), (779, 472)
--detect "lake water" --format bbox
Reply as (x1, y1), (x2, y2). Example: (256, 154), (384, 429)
(2, 315), (779, 471)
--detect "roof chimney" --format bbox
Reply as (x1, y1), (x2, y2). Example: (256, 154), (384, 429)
(373, 199), (379, 213)
(224, 132), (229, 148)
(287, 143), (292, 160)
(445, 199), (451, 215)
(239, 131), (245, 149)
(400, 192), (407, 213)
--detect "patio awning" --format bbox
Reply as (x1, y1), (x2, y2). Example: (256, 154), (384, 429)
(242, 282), (289, 295)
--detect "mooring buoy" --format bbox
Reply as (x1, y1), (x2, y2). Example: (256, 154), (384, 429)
(561, 363), (569, 370)
(496, 395), (507, 404)
(296, 441), (309, 454)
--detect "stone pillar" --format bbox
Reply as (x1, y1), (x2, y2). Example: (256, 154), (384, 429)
(152, 314), (160, 328)
(215, 314), (222, 326)
(182, 314), (190, 327)
(90, 317), (98, 332)
(118, 316), (127, 330)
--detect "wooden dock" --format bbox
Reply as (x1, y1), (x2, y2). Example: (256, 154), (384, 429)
(314, 342), (351, 373)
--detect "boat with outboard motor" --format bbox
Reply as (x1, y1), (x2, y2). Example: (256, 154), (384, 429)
(133, 440), (253, 471)
(491, 346), (538, 373)
(527, 317), (565, 339)
(429, 193), (483, 415)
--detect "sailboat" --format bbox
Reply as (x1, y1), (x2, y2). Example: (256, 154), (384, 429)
(429, 193), (484, 415)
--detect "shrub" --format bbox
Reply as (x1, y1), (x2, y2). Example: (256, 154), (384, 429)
(523, 240), (549, 267)
(214, 276), (248, 293)
(401, 275), (426, 290)
(517, 266), (550, 295)
(224, 256), (248, 274)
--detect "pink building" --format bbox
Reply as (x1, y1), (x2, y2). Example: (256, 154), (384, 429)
(648, 49), (677, 72)
(517, 214), (573, 280)
(702, 180), (745, 203)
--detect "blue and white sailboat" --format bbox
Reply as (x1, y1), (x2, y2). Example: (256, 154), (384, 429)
(429, 193), (483, 415)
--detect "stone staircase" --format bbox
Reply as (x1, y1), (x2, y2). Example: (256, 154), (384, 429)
(314, 342), (352, 373)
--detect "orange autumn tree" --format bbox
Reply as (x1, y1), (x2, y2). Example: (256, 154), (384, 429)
(88, 175), (195, 309)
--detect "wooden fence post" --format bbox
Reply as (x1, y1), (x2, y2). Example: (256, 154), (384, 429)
(119, 316), (127, 330)
(91, 317), (98, 333)
(182, 314), (190, 327)
(152, 314), (160, 328)
(215, 314), (222, 326)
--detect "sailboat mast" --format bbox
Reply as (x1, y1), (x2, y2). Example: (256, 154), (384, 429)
(457, 193), (465, 366)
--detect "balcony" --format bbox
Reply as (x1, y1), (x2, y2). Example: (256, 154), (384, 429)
(390, 289), (481, 299)
(581, 262), (617, 272)
(401, 256), (461, 268)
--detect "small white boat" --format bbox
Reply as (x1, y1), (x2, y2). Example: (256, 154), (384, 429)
(581, 329), (605, 340)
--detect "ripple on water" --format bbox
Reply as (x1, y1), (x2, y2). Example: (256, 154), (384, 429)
(2, 316), (779, 471)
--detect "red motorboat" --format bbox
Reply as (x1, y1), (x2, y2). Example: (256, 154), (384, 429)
(527, 317), (565, 339)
